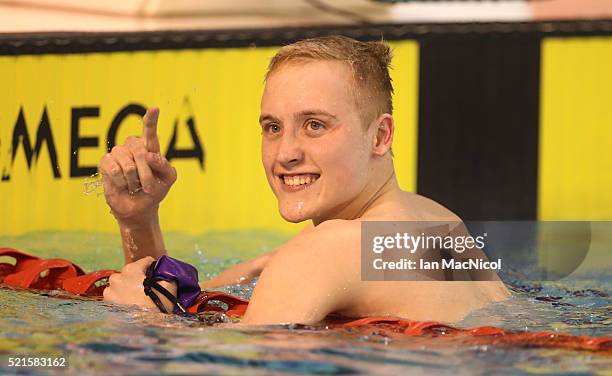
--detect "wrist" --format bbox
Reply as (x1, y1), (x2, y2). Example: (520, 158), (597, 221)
(118, 213), (166, 263)
(156, 280), (178, 313)
(143, 256), (201, 314)
(116, 207), (160, 229)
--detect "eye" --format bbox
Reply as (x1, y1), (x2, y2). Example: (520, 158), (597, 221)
(307, 120), (325, 131)
(263, 123), (282, 134)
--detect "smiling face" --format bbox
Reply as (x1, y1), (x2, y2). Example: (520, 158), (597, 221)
(260, 60), (376, 223)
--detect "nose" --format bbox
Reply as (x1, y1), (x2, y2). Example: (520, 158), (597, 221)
(277, 132), (304, 168)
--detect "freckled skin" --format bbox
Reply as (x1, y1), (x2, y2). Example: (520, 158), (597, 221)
(103, 60), (510, 324)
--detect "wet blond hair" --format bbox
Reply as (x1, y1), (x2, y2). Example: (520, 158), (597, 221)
(265, 35), (394, 126)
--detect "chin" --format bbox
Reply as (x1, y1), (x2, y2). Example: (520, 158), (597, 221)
(277, 203), (315, 223)
(279, 210), (310, 223)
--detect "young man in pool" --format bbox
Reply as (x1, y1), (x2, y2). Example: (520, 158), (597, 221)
(100, 36), (509, 324)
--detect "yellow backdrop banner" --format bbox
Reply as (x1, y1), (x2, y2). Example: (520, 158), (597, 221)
(539, 37), (612, 220)
(0, 41), (419, 235)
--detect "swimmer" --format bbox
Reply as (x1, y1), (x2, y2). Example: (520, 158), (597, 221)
(99, 36), (509, 324)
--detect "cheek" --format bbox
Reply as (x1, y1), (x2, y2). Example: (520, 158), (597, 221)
(261, 142), (275, 173)
(316, 137), (369, 185)
(337, 159), (368, 188)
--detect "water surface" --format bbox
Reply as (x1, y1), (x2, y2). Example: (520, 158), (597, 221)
(0, 231), (610, 375)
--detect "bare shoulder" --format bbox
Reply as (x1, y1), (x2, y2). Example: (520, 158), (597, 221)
(271, 219), (361, 264)
(364, 190), (461, 222)
(401, 191), (462, 221)
(243, 220), (361, 324)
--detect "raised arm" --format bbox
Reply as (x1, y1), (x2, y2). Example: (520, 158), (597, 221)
(99, 108), (177, 263)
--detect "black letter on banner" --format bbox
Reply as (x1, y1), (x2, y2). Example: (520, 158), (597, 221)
(70, 107), (99, 177)
(166, 116), (204, 169)
(1, 106), (61, 181)
(106, 104), (147, 151)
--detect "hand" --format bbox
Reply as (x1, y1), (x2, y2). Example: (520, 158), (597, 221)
(99, 108), (177, 224)
(103, 256), (177, 313)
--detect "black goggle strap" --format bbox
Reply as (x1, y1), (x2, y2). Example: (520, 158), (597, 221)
(143, 276), (186, 314)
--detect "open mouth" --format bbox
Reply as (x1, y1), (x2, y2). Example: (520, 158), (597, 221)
(279, 173), (320, 191)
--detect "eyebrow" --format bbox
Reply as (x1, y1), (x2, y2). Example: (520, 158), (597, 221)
(259, 110), (338, 125)
(295, 110), (338, 121)
(259, 114), (280, 125)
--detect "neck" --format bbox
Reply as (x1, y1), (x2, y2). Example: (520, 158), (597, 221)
(312, 161), (399, 226)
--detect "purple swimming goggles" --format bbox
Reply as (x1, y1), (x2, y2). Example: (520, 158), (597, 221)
(143, 255), (201, 314)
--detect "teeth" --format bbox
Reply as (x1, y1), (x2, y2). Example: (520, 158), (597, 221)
(283, 174), (318, 186)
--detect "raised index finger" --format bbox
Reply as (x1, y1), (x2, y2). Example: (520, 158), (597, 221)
(143, 107), (160, 153)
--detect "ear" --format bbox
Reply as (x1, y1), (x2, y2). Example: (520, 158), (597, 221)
(372, 114), (394, 156)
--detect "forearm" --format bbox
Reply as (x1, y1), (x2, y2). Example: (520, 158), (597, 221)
(200, 225), (311, 289)
(199, 250), (277, 289)
(118, 215), (167, 264)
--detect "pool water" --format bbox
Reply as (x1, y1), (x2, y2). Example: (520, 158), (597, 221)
(0, 231), (610, 375)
